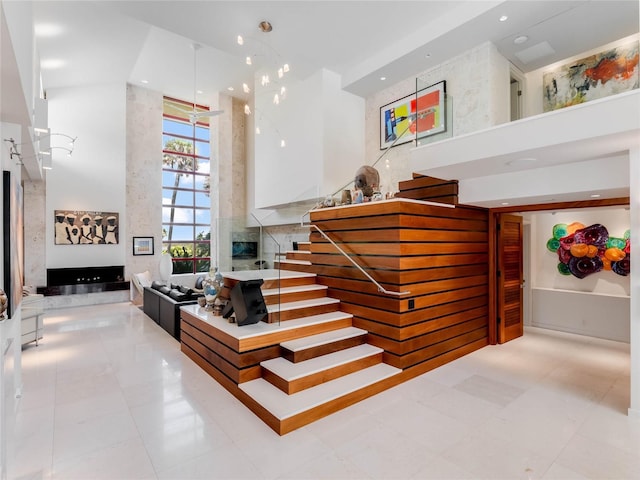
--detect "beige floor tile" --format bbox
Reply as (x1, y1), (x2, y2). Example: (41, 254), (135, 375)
(10, 304), (635, 479)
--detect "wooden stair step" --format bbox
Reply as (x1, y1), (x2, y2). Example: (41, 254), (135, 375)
(277, 259), (312, 266)
(281, 326), (368, 363)
(261, 284), (328, 305)
(267, 297), (340, 313)
(287, 251), (312, 262)
(274, 260), (316, 274)
(262, 344), (383, 394)
(181, 305), (354, 352)
(224, 268), (316, 289)
(262, 284), (327, 295)
(239, 363), (402, 422)
(265, 297), (340, 323)
(224, 268), (311, 282)
(295, 241), (311, 252)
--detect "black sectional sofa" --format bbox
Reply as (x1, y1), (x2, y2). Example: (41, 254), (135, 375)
(143, 281), (203, 340)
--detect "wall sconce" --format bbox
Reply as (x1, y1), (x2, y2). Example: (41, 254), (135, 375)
(3, 138), (23, 164)
(37, 131), (77, 146)
(49, 146), (74, 157)
(35, 130), (77, 170)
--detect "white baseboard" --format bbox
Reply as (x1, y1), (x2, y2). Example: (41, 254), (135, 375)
(628, 407), (640, 421)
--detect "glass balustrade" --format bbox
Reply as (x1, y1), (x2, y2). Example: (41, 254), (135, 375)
(215, 214), (282, 325)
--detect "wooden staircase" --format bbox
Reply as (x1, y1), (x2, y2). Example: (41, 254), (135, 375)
(182, 196), (491, 435)
(180, 248), (403, 434)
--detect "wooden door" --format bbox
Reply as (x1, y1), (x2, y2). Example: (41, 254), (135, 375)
(497, 214), (523, 343)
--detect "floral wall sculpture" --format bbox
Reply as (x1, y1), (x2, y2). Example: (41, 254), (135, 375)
(546, 223), (630, 278)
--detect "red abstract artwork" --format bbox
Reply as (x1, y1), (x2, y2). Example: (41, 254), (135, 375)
(543, 41), (639, 111)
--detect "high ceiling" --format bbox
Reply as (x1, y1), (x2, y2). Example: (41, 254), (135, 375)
(30, 0), (639, 104)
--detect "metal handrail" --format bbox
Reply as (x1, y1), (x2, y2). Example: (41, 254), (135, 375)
(310, 224), (410, 297)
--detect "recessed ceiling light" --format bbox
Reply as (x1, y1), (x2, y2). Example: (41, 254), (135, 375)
(501, 202), (510, 206)
(35, 23), (64, 37)
(380, 76), (386, 81)
(514, 41), (556, 64)
(197, 90), (203, 94)
(425, 53), (431, 58)
(514, 35), (529, 45)
(227, 86), (234, 91)
(41, 59), (65, 69)
(141, 79), (149, 84)
(506, 157), (537, 166)
(590, 194), (601, 198)
(499, 15), (508, 22)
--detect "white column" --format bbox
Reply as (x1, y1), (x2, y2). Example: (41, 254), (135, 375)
(630, 146), (640, 419)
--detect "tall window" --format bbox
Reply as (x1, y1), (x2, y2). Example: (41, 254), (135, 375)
(162, 97), (211, 273)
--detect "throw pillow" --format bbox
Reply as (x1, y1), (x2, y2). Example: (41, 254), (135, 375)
(178, 285), (194, 296)
(169, 289), (188, 301)
(135, 271), (153, 288)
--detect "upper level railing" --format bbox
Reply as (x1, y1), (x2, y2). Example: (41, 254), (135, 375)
(300, 88), (454, 226)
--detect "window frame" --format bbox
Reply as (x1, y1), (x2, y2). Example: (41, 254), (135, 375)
(162, 96), (212, 274)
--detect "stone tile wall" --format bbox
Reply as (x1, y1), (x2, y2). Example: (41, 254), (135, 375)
(126, 84), (163, 295)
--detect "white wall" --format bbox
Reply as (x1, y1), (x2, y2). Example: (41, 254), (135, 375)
(629, 146), (640, 418)
(251, 41), (511, 218)
(0, 122), (24, 480)
(322, 70), (366, 198)
(46, 83), (127, 269)
(459, 155), (630, 207)
(367, 42), (510, 192)
(1, 0), (35, 122)
(253, 69), (365, 210)
(254, 72), (322, 209)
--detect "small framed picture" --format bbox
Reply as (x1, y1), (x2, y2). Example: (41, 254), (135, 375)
(133, 236), (154, 256)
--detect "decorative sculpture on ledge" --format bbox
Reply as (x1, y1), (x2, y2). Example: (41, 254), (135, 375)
(354, 165), (380, 198)
(202, 267), (224, 313)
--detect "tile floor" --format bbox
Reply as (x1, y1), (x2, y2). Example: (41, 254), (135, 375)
(9, 302), (640, 479)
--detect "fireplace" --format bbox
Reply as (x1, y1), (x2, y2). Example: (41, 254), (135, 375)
(38, 265), (129, 296)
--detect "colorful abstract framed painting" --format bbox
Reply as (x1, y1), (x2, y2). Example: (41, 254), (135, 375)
(542, 40), (639, 111)
(379, 80), (446, 150)
(415, 81), (447, 142)
(380, 93), (415, 149)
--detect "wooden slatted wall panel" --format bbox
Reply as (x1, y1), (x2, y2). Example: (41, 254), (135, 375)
(309, 199), (489, 374)
(395, 175), (458, 205)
